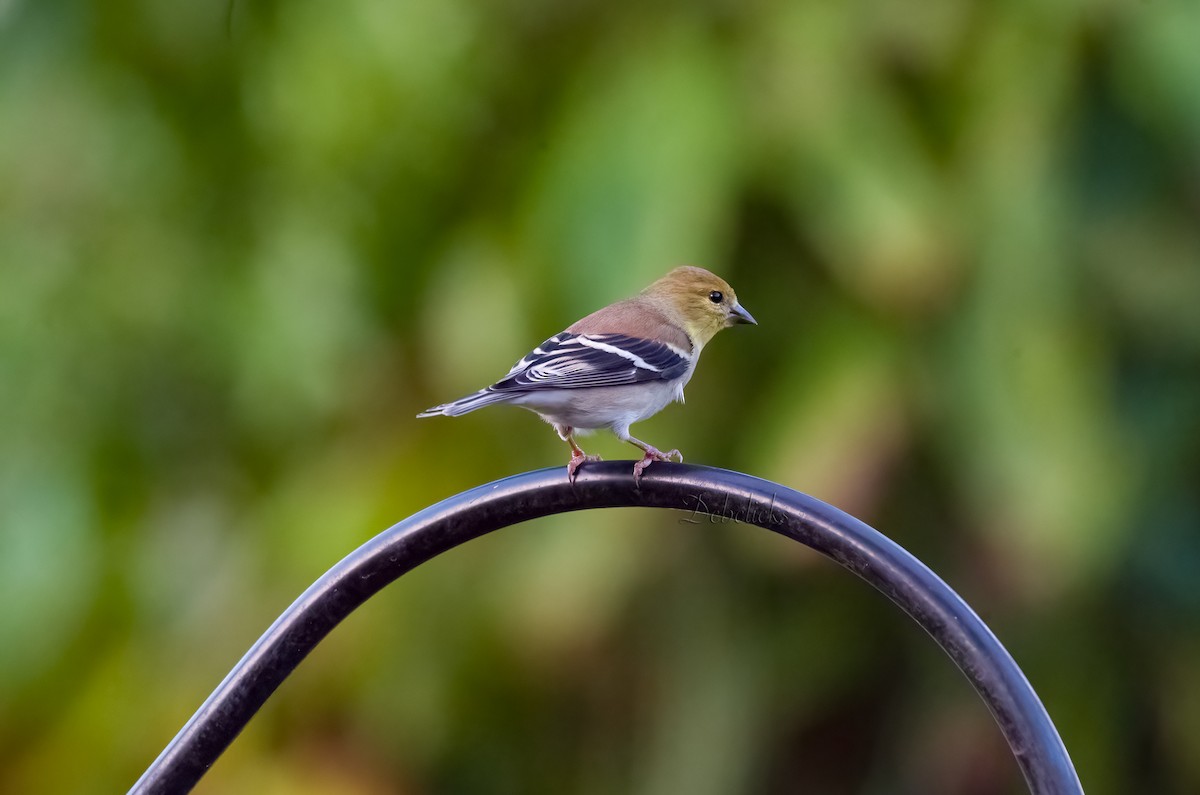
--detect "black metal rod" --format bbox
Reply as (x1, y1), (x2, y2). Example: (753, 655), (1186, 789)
(129, 463), (1083, 794)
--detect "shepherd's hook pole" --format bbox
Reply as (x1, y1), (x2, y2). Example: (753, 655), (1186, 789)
(130, 463), (1083, 794)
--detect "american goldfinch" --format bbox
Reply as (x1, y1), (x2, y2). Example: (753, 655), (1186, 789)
(418, 266), (756, 483)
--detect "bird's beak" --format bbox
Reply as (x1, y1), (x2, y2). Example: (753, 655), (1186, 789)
(727, 302), (757, 326)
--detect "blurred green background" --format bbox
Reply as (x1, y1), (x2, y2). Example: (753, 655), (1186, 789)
(2, 0), (1199, 792)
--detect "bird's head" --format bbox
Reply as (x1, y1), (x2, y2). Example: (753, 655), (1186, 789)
(642, 266), (757, 347)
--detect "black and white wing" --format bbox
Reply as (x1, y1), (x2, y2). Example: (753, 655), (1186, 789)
(493, 333), (690, 392)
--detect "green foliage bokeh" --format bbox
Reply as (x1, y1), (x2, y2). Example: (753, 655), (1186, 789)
(2, 0), (1199, 792)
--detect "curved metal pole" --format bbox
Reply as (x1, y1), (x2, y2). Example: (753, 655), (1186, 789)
(129, 463), (1083, 794)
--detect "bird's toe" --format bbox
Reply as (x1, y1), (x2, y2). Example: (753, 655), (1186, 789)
(567, 451), (603, 484)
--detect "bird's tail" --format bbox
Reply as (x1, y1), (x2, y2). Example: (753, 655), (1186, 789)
(416, 388), (511, 418)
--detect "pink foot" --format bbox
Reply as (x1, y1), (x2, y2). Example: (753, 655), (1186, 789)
(567, 450), (603, 483)
(632, 447), (683, 485)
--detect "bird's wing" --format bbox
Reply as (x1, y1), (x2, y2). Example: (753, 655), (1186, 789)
(492, 333), (691, 392)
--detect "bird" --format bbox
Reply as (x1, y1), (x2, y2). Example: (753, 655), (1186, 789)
(417, 266), (756, 483)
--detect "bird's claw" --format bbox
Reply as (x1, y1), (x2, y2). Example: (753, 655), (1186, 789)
(567, 451), (603, 484)
(632, 447), (683, 485)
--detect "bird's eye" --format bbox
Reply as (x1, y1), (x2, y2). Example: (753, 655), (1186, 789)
(709, 290), (723, 304)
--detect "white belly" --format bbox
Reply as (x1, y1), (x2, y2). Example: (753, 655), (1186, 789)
(511, 380), (685, 435)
